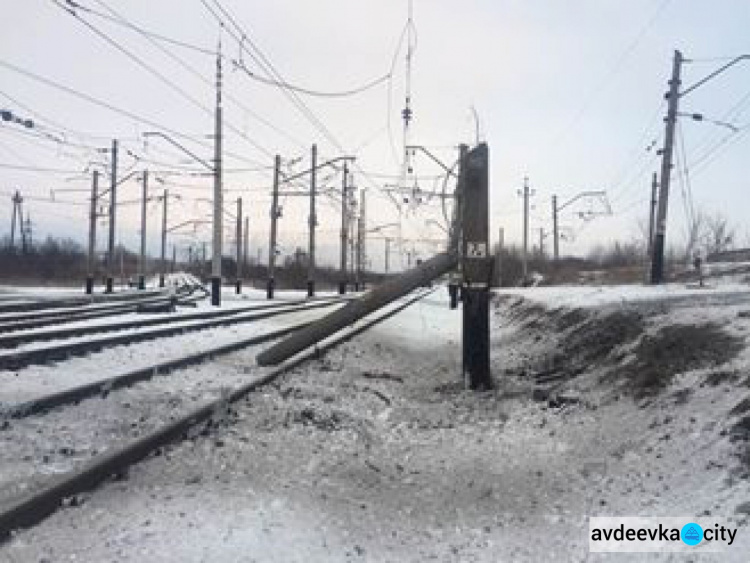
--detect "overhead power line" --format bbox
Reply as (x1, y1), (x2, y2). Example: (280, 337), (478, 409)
(199, 0), (387, 198)
(548, 0), (673, 148)
(87, 0), (308, 151)
(0, 57), (259, 168)
(52, 0), (273, 163)
(232, 59), (390, 98)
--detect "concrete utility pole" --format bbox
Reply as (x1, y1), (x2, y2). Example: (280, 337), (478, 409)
(552, 195), (559, 261)
(267, 154), (281, 299)
(22, 213), (32, 251)
(349, 206), (357, 287)
(357, 188), (366, 290)
(307, 144), (317, 297)
(9, 191), (24, 250)
(235, 197), (242, 294)
(160, 188), (167, 288)
(338, 162), (349, 294)
(539, 227), (545, 258)
(496, 227), (504, 287)
(211, 46), (224, 306)
(105, 139), (118, 293)
(552, 190), (609, 261)
(518, 176), (531, 280)
(202, 242), (207, 278)
(86, 171), (99, 294)
(461, 143), (492, 390)
(384, 237), (391, 274)
(243, 216), (249, 284)
(646, 172), (658, 279)
(650, 50), (683, 284)
(138, 171), (148, 290)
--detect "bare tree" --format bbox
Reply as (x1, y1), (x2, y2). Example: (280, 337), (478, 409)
(684, 210), (705, 261)
(702, 211), (735, 257)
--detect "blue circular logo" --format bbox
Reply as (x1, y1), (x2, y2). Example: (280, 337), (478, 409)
(681, 523), (704, 546)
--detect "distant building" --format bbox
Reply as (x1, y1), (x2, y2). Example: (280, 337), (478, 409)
(707, 248), (750, 263)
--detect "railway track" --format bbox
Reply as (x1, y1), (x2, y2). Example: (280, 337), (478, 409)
(0, 296), (178, 334)
(0, 288), (168, 315)
(0, 288), (435, 539)
(0, 284), (210, 334)
(0, 295), (347, 349)
(0, 300), (345, 507)
(0, 298), (346, 371)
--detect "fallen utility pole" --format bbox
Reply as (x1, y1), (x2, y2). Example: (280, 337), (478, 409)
(256, 251), (457, 366)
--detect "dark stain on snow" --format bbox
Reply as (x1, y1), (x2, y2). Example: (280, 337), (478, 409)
(620, 323), (744, 398)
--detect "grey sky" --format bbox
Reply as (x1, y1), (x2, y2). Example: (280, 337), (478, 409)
(1, 1), (749, 270)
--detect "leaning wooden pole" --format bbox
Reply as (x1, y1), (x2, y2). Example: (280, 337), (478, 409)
(256, 251), (457, 366)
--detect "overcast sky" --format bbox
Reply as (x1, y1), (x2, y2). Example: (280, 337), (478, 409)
(1, 0), (749, 271)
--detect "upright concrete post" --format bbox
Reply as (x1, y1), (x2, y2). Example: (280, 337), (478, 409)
(338, 162), (349, 294)
(267, 155), (281, 299)
(159, 188), (167, 288)
(86, 171), (99, 294)
(235, 197), (242, 294)
(307, 144), (317, 298)
(243, 216), (249, 285)
(552, 195), (559, 262)
(138, 171), (148, 290)
(105, 139), (118, 294)
(211, 46), (224, 306)
(651, 50), (683, 284)
(461, 143), (492, 390)
(645, 172), (658, 282)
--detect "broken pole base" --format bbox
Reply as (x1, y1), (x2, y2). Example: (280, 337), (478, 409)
(462, 286), (492, 390)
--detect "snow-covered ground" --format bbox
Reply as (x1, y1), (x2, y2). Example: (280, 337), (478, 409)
(0, 304), (336, 508)
(1, 283), (750, 561)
